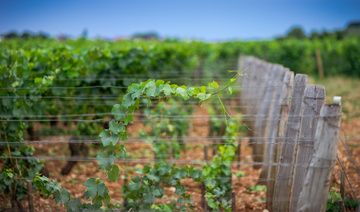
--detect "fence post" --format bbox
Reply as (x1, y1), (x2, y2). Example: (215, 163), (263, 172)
(265, 70), (294, 210)
(272, 74), (308, 212)
(296, 104), (342, 212)
(290, 85), (326, 212)
(252, 64), (282, 169)
(315, 49), (324, 79)
(26, 180), (34, 212)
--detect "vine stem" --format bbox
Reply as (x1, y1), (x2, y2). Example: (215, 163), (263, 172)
(1, 122), (13, 164)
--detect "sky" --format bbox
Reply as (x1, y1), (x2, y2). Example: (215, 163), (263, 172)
(0, 0), (360, 41)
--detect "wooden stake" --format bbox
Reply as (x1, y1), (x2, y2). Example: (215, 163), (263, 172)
(290, 85), (325, 212)
(231, 191), (236, 212)
(237, 140), (241, 169)
(339, 170), (346, 212)
(124, 171), (128, 208)
(204, 145), (208, 163)
(273, 74), (308, 212)
(26, 180), (34, 212)
(296, 104), (342, 212)
(316, 49), (324, 79)
(201, 183), (208, 212)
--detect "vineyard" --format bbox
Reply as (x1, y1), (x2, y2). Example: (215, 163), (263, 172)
(0, 38), (360, 211)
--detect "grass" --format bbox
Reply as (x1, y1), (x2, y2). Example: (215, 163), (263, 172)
(308, 75), (360, 121)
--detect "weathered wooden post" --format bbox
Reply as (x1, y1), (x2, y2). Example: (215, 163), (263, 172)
(26, 180), (34, 212)
(296, 104), (342, 212)
(253, 64), (283, 169)
(290, 85), (326, 212)
(272, 74), (308, 212)
(264, 69), (294, 210)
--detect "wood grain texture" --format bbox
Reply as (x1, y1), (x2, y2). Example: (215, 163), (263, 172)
(252, 64), (282, 169)
(290, 84), (326, 212)
(266, 69), (294, 210)
(296, 104), (342, 212)
(272, 74), (308, 212)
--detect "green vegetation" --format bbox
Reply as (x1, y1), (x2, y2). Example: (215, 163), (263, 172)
(1, 36), (359, 211)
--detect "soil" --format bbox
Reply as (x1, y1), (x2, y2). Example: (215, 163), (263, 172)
(1, 104), (359, 211)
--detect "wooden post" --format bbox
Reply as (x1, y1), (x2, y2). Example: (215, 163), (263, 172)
(26, 180), (34, 212)
(290, 85), (326, 212)
(339, 171), (346, 212)
(272, 74), (308, 212)
(258, 64), (285, 180)
(252, 64), (282, 169)
(296, 104), (342, 212)
(237, 139), (241, 169)
(204, 145), (208, 163)
(124, 171), (128, 208)
(264, 70), (294, 210)
(315, 49), (324, 79)
(201, 183), (208, 212)
(231, 191), (236, 212)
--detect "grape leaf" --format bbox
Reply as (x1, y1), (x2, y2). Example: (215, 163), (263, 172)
(96, 152), (115, 170)
(111, 104), (127, 121)
(99, 130), (120, 146)
(176, 87), (189, 100)
(108, 165), (120, 182)
(163, 84), (172, 96)
(109, 120), (125, 134)
(122, 93), (136, 108)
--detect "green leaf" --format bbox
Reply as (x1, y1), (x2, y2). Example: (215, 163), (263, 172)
(175, 185), (185, 196)
(228, 87), (232, 94)
(96, 152), (115, 170)
(197, 93), (211, 102)
(109, 120), (125, 134)
(154, 84), (164, 96)
(60, 189), (71, 204)
(152, 189), (162, 197)
(143, 192), (156, 204)
(187, 87), (195, 96)
(122, 93), (136, 108)
(190, 169), (199, 180)
(176, 87), (189, 100)
(96, 181), (108, 197)
(199, 86), (206, 93)
(111, 104), (127, 121)
(120, 143), (126, 159)
(108, 165), (120, 182)
(163, 84), (172, 96)
(99, 130), (119, 146)
(67, 198), (82, 211)
(128, 83), (141, 94)
(147, 172), (160, 182)
(54, 191), (61, 203)
(144, 80), (157, 97)
(210, 80), (219, 88)
(207, 199), (219, 209)
(155, 80), (165, 87)
(83, 178), (108, 198)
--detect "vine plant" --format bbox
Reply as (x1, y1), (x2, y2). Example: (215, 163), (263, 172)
(31, 68), (246, 211)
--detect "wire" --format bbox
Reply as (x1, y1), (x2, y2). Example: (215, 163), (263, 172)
(0, 156), (327, 168)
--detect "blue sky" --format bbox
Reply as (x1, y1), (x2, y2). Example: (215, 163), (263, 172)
(0, 0), (359, 41)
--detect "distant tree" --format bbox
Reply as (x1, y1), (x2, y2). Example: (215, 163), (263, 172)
(310, 31), (321, 40)
(286, 26), (307, 40)
(333, 30), (345, 40)
(21, 31), (31, 39)
(2, 31), (19, 39)
(346, 21), (360, 36)
(132, 31), (159, 40)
